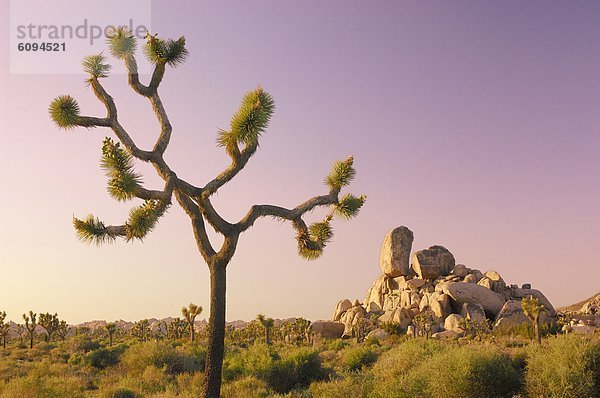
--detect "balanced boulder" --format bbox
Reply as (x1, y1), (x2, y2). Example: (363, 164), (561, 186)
(412, 245), (455, 279)
(380, 226), (414, 277)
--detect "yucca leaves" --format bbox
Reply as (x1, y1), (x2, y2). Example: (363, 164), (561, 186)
(100, 137), (142, 201)
(144, 35), (188, 67)
(82, 53), (111, 78)
(218, 87), (275, 151)
(125, 200), (164, 241)
(73, 215), (116, 245)
(107, 27), (137, 59)
(48, 95), (80, 129)
(325, 156), (356, 191)
(335, 194), (366, 219)
(309, 219), (334, 244)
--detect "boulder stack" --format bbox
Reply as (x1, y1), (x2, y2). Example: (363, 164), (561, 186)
(332, 225), (556, 338)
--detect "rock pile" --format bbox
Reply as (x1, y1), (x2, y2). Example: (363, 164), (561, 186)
(332, 225), (556, 339)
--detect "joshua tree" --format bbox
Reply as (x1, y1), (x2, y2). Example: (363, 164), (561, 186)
(38, 312), (60, 342)
(106, 322), (117, 347)
(15, 324), (25, 344)
(23, 311), (37, 348)
(168, 317), (188, 340)
(522, 296), (545, 344)
(256, 314), (275, 345)
(132, 319), (150, 342)
(56, 320), (69, 341)
(0, 312), (9, 349)
(49, 28), (365, 398)
(182, 303), (203, 343)
(414, 310), (434, 339)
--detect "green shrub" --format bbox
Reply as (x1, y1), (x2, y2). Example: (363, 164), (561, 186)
(122, 341), (204, 375)
(103, 387), (141, 398)
(85, 347), (123, 369)
(221, 376), (269, 398)
(325, 339), (348, 351)
(525, 335), (600, 398)
(309, 372), (374, 398)
(424, 346), (523, 398)
(342, 346), (377, 371)
(261, 347), (326, 394)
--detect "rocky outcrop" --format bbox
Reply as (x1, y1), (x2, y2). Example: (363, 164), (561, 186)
(331, 225), (557, 339)
(380, 226), (414, 277)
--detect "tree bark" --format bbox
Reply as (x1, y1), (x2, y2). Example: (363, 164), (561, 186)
(203, 263), (227, 398)
(29, 334), (33, 349)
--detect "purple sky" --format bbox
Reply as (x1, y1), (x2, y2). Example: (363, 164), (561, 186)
(1, 1), (599, 323)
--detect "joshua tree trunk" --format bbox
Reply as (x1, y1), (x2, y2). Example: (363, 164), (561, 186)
(203, 262), (227, 398)
(534, 315), (541, 345)
(29, 333), (34, 349)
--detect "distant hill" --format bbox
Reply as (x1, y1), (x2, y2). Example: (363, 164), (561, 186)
(558, 292), (600, 314)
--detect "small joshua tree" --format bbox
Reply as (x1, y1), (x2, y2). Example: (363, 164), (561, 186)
(38, 312), (60, 342)
(23, 311), (37, 348)
(522, 296), (544, 344)
(256, 314), (275, 345)
(168, 317), (187, 340)
(182, 303), (203, 343)
(106, 322), (117, 347)
(0, 312), (9, 349)
(15, 324), (25, 344)
(132, 319), (150, 342)
(49, 28), (365, 398)
(56, 320), (69, 341)
(414, 310), (434, 339)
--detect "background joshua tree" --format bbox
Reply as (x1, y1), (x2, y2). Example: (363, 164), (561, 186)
(56, 320), (69, 341)
(23, 311), (37, 348)
(38, 313), (60, 342)
(182, 303), (203, 343)
(49, 28), (365, 398)
(168, 317), (188, 340)
(132, 319), (150, 342)
(522, 296), (545, 344)
(106, 322), (117, 347)
(256, 314), (275, 345)
(15, 324), (25, 344)
(0, 312), (9, 349)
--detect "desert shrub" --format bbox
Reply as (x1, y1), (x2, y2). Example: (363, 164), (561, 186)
(342, 346), (377, 371)
(380, 321), (405, 336)
(261, 347), (326, 394)
(122, 341), (204, 375)
(102, 387), (141, 398)
(372, 338), (444, 379)
(85, 346), (123, 369)
(525, 335), (600, 398)
(220, 376), (269, 398)
(309, 372), (374, 398)
(66, 335), (101, 354)
(0, 374), (87, 398)
(364, 336), (381, 346)
(423, 346), (523, 398)
(325, 339), (347, 351)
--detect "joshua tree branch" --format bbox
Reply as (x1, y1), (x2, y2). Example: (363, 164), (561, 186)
(124, 56), (166, 97)
(175, 190), (216, 262)
(235, 192), (339, 233)
(202, 142), (258, 199)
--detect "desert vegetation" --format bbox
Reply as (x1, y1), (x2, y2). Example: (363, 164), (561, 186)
(0, 307), (599, 398)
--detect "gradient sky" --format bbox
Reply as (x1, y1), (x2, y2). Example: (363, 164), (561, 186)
(1, 1), (599, 324)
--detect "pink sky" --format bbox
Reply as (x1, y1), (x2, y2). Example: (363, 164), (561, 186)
(1, 1), (599, 323)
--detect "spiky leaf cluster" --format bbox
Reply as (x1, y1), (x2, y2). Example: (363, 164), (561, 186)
(218, 87), (275, 152)
(325, 156), (356, 191)
(144, 35), (188, 67)
(107, 27), (137, 59)
(182, 303), (202, 322)
(309, 218), (334, 244)
(335, 194), (366, 219)
(126, 200), (164, 241)
(100, 137), (142, 201)
(522, 296), (544, 319)
(73, 215), (116, 245)
(82, 53), (111, 78)
(49, 95), (80, 129)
